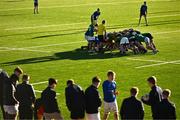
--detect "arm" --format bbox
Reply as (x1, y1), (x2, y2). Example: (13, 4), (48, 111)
(139, 102), (145, 119)
(95, 91), (102, 107)
(142, 91), (155, 106)
(65, 88), (72, 111)
(120, 100), (125, 119)
(11, 85), (19, 104)
(30, 85), (36, 104)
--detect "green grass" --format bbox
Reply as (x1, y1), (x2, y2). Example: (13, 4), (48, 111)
(0, 0), (180, 119)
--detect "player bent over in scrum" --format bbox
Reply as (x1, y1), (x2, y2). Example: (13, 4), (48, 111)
(119, 37), (130, 55)
(134, 33), (158, 54)
(84, 24), (99, 52)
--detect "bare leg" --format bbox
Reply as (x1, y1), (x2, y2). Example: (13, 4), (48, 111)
(114, 112), (119, 120)
(103, 113), (109, 120)
(144, 15), (148, 26)
(36, 6), (39, 14)
(34, 8), (36, 14)
(138, 15), (142, 26)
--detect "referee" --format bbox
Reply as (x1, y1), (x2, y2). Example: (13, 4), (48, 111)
(138, 1), (148, 26)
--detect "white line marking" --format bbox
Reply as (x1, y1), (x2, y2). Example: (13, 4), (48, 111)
(32, 81), (48, 85)
(135, 60), (180, 69)
(0, 0), (172, 11)
(136, 14), (180, 19)
(153, 30), (180, 35)
(0, 48), (52, 53)
(5, 22), (87, 31)
(34, 90), (60, 95)
(127, 58), (165, 63)
(24, 41), (86, 49)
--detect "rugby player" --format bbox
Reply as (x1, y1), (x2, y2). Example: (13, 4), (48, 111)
(91, 8), (101, 25)
(138, 1), (148, 26)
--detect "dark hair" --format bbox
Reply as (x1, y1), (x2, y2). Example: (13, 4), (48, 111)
(66, 79), (74, 85)
(144, 1), (146, 4)
(163, 89), (171, 97)
(14, 67), (23, 74)
(22, 74), (30, 81)
(48, 78), (57, 85)
(130, 87), (139, 96)
(97, 8), (100, 11)
(147, 76), (157, 85)
(102, 20), (106, 24)
(107, 70), (115, 77)
(92, 76), (101, 83)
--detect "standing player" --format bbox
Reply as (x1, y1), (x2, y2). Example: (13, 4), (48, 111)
(34, 0), (39, 14)
(102, 71), (119, 120)
(91, 8), (101, 25)
(97, 20), (107, 52)
(138, 1), (148, 26)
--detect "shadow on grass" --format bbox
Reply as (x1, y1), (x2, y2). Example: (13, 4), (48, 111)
(1, 49), (154, 66)
(0, 13), (24, 17)
(0, 19), (180, 38)
(31, 31), (84, 39)
(149, 10), (180, 15)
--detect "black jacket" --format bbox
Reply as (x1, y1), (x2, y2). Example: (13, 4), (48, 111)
(16, 82), (36, 107)
(120, 96), (144, 120)
(3, 78), (18, 105)
(0, 70), (9, 104)
(85, 85), (102, 114)
(142, 85), (162, 119)
(41, 87), (60, 113)
(65, 84), (85, 112)
(157, 99), (176, 119)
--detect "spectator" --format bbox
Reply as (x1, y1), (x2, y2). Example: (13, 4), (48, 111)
(16, 74), (36, 120)
(0, 69), (9, 119)
(141, 76), (162, 119)
(3, 67), (23, 119)
(120, 87), (144, 120)
(41, 78), (63, 120)
(102, 70), (119, 120)
(10, 67), (23, 87)
(157, 89), (176, 119)
(85, 76), (102, 120)
(65, 79), (85, 120)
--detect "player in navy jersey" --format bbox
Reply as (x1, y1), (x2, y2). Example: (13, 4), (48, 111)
(34, 0), (39, 14)
(138, 1), (148, 26)
(91, 8), (101, 25)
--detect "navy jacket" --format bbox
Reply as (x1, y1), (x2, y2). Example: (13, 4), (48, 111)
(120, 96), (144, 120)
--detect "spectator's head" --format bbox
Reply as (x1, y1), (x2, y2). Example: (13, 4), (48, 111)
(14, 67), (23, 77)
(22, 74), (30, 83)
(66, 79), (74, 86)
(147, 76), (157, 87)
(48, 78), (57, 89)
(130, 87), (139, 97)
(107, 70), (116, 81)
(97, 8), (100, 12)
(144, 1), (146, 5)
(162, 89), (171, 99)
(92, 76), (101, 88)
(102, 20), (106, 25)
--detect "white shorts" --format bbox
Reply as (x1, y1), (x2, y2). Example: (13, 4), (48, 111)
(85, 35), (96, 41)
(144, 37), (150, 44)
(44, 112), (63, 120)
(3, 105), (19, 115)
(104, 100), (118, 114)
(86, 112), (100, 120)
(120, 37), (129, 45)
